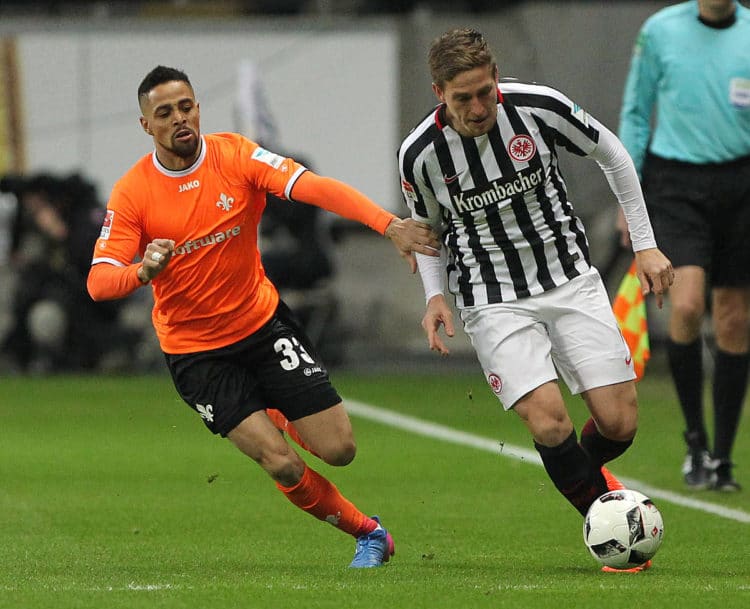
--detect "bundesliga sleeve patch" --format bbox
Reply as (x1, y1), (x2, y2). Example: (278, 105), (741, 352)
(401, 178), (418, 202)
(572, 103), (590, 127)
(251, 147), (285, 169)
(99, 210), (114, 240)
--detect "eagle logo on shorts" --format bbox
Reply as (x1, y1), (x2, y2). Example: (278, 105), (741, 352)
(488, 373), (503, 395)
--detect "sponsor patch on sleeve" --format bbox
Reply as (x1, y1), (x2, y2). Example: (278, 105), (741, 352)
(251, 147), (285, 169)
(401, 178), (418, 202)
(99, 210), (114, 240)
(572, 103), (590, 127)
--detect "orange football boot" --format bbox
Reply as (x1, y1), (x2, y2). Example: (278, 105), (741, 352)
(602, 559), (653, 573)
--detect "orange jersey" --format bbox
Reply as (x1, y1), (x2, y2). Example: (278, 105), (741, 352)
(92, 133), (301, 353)
(89, 133), (395, 354)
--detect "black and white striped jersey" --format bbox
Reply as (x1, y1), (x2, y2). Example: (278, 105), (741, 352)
(398, 78), (608, 309)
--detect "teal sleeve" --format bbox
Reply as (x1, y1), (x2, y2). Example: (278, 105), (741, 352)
(618, 25), (660, 178)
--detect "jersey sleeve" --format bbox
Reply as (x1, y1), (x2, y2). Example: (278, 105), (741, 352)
(91, 185), (146, 268)
(398, 143), (447, 300)
(398, 146), (443, 229)
(618, 21), (660, 178)
(504, 82), (604, 158)
(547, 92), (603, 157)
(588, 125), (656, 252)
(237, 138), (308, 200)
(88, 182), (148, 300)
(289, 171), (395, 235)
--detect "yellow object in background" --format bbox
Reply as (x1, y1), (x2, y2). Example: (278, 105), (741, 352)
(613, 260), (650, 381)
(0, 37), (25, 174)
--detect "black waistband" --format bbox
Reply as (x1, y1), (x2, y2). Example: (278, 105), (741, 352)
(647, 152), (750, 171)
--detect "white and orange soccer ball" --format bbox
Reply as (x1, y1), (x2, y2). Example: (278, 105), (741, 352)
(583, 489), (664, 569)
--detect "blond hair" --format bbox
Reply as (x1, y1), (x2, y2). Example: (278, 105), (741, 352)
(428, 28), (497, 87)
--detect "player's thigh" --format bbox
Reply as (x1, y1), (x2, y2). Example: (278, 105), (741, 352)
(292, 403), (356, 466)
(227, 410), (304, 478)
(166, 348), (266, 437)
(460, 304), (558, 410)
(512, 381), (573, 446)
(256, 302), (342, 422)
(546, 269), (634, 395)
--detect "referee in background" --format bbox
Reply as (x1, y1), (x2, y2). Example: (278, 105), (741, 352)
(618, 0), (750, 492)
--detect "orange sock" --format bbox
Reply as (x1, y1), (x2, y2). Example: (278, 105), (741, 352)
(266, 408), (320, 458)
(277, 465), (377, 538)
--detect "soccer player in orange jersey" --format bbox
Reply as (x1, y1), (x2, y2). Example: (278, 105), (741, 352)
(87, 65), (440, 568)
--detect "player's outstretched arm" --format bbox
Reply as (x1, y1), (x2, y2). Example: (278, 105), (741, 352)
(289, 171), (440, 271)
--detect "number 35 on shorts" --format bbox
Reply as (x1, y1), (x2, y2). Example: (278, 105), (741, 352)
(273, 337), (315, 371)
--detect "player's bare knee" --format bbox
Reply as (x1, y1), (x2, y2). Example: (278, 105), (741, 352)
(527, 410), (574, 447)
(542, 425), (574, 447)
(319, 439), (357, 466)
(599, 410), (638, 442)
(528, 416), (574, 447)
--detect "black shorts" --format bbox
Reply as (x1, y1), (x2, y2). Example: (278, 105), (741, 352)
(164, 301), (341, 437)
(642, 153), (750, 287)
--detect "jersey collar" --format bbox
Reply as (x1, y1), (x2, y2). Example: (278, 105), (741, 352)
(151, 135), (207, 177)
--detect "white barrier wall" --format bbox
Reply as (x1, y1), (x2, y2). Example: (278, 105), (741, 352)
(13, 22), (400, 210)
(0, 4), (675, 362)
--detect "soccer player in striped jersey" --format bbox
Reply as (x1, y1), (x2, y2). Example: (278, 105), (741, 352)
(398, 28), (673, 570)
(619, 0), (750, 492)
(87, 65), (440, 568)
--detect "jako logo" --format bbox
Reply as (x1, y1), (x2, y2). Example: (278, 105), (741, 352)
(178, 180), (200, 193)
(174, 225), (242, 255)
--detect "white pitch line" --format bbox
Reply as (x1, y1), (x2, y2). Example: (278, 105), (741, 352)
(346, 399), (750, 524)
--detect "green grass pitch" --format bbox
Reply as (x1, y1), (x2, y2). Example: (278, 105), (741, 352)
(1, 370), (748, 609)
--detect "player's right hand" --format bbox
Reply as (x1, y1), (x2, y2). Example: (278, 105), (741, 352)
(385, 218), (441, 273)
(139, 238), (176, 283)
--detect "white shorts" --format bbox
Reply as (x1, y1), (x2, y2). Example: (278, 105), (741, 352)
(460, 267), (635, 410)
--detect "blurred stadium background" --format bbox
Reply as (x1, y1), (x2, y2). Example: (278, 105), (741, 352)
(0, 1), (678, 374)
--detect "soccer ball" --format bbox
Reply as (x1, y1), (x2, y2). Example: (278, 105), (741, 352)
(583, 489), (664, 569)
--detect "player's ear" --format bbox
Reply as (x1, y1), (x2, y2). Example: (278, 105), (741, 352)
(139, 116), (153, 136)
(432, 82), (445, 103)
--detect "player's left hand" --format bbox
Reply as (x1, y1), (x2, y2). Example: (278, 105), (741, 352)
(634, 247), (674, 309)
(422, 294), (455, 355)
(384, 218), (441, 273)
